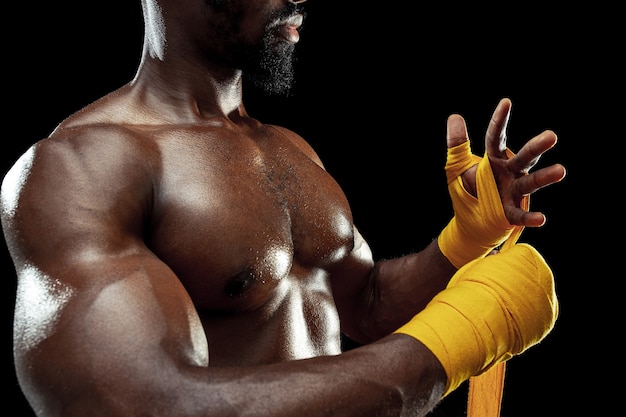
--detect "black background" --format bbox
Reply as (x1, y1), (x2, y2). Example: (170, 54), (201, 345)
(4, 2), (620, 416)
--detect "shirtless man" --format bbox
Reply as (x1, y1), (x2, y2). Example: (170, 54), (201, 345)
(1, 0), (566, 416)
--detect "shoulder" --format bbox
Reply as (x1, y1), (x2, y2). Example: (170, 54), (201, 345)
(5, 123), (157, 191)
(1, 124), (159, 268)
(264, 124), (325, 168)
(1, 123), (158, 233)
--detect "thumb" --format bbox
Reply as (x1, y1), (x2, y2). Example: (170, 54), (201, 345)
(446, 114), (469, 148)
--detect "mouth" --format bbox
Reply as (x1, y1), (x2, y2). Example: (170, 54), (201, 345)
(274, 14), (303, 44)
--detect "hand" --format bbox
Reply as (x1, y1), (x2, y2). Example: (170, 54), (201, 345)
(446, 98), (567, 227)
(394, 243), (558, 395)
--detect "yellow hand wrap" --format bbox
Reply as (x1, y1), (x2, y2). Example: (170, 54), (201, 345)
(438, 141), (515, 268)
(394, 243), (558, 396)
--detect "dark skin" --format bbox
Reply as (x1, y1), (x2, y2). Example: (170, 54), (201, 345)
(2, 0), (566, 416)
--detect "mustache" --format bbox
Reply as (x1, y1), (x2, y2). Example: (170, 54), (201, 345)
(272, 2), (307, 26)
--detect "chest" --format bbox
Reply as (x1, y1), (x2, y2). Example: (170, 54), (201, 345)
(145, 127), (354, 311)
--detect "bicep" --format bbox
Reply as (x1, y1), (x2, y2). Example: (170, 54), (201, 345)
(61, 252), (209, 368)
(13, 251), (209, 415)
(5, 140), (208, 411)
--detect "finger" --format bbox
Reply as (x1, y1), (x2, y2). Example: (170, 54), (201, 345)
(502, 163), (566, 227)
(508, 130), (559, 174)
(485, 98), (512, 157)
(513, 164), (567, 196)
(503, 206), (547, 227)
(446, 114), (469, 148)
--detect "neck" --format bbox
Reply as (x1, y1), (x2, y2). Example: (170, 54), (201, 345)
(130, 50), (247, 123)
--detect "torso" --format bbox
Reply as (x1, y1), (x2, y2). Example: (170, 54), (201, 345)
(118, 117), (354, 365)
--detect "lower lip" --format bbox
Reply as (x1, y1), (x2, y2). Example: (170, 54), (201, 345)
(279, 25), (300, 43)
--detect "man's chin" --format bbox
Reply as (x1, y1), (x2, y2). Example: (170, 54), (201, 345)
(246, 71), (295, 97)
(248, 59), (296, 95)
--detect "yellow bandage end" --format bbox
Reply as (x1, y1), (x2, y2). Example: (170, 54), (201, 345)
(394, 244), (558, 396)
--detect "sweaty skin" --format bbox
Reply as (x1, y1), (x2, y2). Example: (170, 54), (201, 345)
(1, 1), (566, 416)
(4, 89), (453, 417)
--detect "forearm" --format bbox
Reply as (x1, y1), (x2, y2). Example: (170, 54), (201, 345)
(171, 335), (446, 417)
(20, 333), (446, 417)
(357, 239), (457, 341)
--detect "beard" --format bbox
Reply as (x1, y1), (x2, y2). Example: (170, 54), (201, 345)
(205, 1), (303, 96)
(243, 32), (297, 97)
